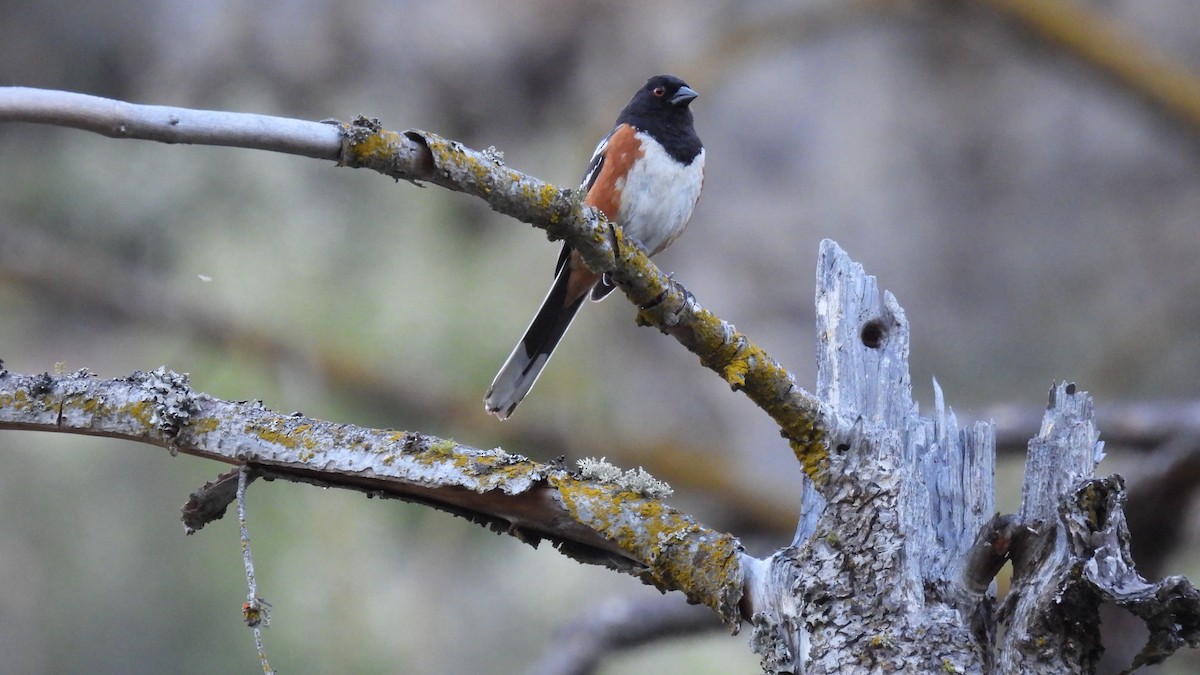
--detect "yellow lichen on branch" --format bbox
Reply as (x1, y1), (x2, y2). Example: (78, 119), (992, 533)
(550, 473), (744, 628)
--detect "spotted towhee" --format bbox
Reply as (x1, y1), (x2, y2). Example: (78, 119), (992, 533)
(485, 74), (705, 419)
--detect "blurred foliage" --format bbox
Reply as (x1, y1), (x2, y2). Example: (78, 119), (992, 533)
(2, 0), (1200, 672)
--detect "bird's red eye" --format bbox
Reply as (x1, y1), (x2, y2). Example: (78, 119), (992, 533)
(653, 87), (665, 97)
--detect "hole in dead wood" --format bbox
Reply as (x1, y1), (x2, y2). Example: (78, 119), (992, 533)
(860, 318), (888, 349)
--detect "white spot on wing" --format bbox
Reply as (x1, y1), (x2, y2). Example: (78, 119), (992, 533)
(579, 135), (610, 192)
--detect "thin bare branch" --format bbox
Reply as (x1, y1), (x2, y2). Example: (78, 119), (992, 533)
(236, 467), (274, 675)
(531, 595), (722, 675)
(0, 86), (340, 159)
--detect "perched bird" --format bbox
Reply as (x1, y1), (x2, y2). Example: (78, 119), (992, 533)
(484, 74), (705, 419)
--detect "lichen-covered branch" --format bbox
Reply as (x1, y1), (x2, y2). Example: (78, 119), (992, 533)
(341, 121), (836, 473)
(0, 365), (744, 626)
(0, 86), (834, 479)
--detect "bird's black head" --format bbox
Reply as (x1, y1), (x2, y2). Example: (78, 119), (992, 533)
(615, 75), (702, 163)
(621, 75), (699, 121)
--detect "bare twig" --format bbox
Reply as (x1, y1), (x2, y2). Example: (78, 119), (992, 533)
(531, 595), (723, 675)
(0, 86), (340, 158)
(237, 466), (274, 674)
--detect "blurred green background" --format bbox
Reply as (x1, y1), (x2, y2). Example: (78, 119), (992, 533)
(3, 1), (1200, 673)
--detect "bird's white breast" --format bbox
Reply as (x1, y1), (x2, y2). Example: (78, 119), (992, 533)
(616, 131), (705, 256)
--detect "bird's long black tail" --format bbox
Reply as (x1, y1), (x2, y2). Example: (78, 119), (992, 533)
(484, 263), (589, 419)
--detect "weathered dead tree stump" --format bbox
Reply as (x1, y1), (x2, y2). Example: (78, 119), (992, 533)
(742, 240), (1200, 674)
